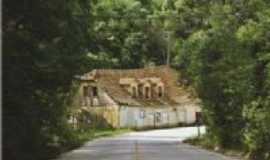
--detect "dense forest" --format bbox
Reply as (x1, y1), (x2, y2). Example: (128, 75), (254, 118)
(3, 0), (270, 160)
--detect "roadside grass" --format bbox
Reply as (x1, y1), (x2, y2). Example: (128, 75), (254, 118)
(183, 136), (213, 149)
(134, 123), (198, 131)
(76, 128), (131, 143)
(184, 136), (246, 160)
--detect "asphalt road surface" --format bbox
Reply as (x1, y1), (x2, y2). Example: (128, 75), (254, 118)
(57, 127), (240, 160)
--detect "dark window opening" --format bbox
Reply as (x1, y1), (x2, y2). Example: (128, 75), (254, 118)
(158, 86), (163, 97)
(145, 87), (150, 99)
(92, 86), (98, 97)
(195, 112), (202, 124)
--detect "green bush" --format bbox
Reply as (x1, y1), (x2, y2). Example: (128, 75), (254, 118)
(243, 99), (270, 160)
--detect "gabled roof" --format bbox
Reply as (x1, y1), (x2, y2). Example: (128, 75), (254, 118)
(79, 65), (198, 107)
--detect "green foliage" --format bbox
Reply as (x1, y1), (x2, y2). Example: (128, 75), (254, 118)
(3, 0), (92, 159)
(173, 0), (270, 159)
(243, 99), (270, 160)
(88, 0), (178, 68)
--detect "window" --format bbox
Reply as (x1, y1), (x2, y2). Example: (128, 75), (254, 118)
(145, 86), (150, 99)
(158, 86), (163, 97)
(132, 86), (137, 98)
(92, 86), (98, 97)
(195, 112), (202, 124)
(155, 112), (162, 123)
(140, 110), (145, 119)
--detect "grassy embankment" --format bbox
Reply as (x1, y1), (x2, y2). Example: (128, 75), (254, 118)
(75, 128), (131, 144)
(51, 128), (131, 159)
(184, 136), (246, 160)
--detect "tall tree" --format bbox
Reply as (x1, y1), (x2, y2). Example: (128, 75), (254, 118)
(3, 0), (91, 159)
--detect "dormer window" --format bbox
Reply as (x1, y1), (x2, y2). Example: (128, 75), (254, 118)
(132, 86), (137, 98)
(119, 77), (164, 100)
(158, 86), (163, 97)
(83, 86), (98, 97)
(145, 86), (150, 99)
(82, 85), (99, 106)
(92, 86), (98, 97)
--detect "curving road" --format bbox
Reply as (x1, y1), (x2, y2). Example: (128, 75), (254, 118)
(57, 127), (240, 160)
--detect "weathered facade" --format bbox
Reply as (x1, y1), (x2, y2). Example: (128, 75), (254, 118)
(73, 65), (201, 129)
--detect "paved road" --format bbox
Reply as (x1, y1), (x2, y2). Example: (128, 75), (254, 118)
(57, 127), (239, 160)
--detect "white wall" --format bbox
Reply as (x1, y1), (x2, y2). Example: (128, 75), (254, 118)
(119, 105), (201, 128)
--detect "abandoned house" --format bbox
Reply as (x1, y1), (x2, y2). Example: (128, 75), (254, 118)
(72, 65), (201, 129)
